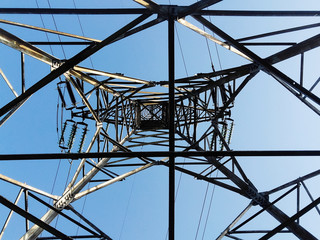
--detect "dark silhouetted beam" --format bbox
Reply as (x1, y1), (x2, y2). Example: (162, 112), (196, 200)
(198, 10), (320, 17)
(0, 8), (150, 15)
(0, 14), (150, 118)
(168, 15), (175, 240)
(178, 0), (222, 17)
(193, 15), (320, 106)
(237, 22), (320, 42)
(260, 196), (320, 240)
(1, 150), (320, 160)
(0, 195), (72, 240)
(1, 8), (320, 17)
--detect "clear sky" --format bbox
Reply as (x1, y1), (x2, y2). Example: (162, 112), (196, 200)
(0, 1), (320, 240)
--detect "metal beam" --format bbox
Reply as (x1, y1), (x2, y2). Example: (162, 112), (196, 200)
(236, 22), (320, 42)
(0, 13), (150, 118)
(178, 18), (252, 61)
(197, 10), (320, 17)
(0, 189), (23, 240)
(259, 195), (320, 240)
(160, 162), (244, 196)
(301, 181), (320, 216)
(0, 195), (72, 240)
(1, 8), (320, 17)
(68, 206), (111, 240)
(178, 0), (222, 17)
(265, 169), (320, 195)
(21, 130), (135, 239)
(266, 33), (320, 65)
(74, 162), (154, 200)
(177, 130), (318, 240)
(0, 174), (59, 200)
(230, 185), (298, 235)
(193, 15), (320, 107)
(29, 41), (92, 45)
(0, 28), (56, 64)
(0, 19), (101, 42)
(27, 192), (106, 239)
(1, 150), (320, 160)
(66, 75), (101, 123)
(0, 99), (28, 127)
(0, 68), (18, 97)
(174, 30), (320, 88)
(0, 8), (150, 15)
(168, 15), (175, 240)
(134, 0), (163, 14)
(216, 203), (253, 240)
(74, 66), (152, 85)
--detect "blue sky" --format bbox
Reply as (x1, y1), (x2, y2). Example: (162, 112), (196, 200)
(0, 0), (320, 239)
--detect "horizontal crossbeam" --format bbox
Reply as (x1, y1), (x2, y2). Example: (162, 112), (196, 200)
(1, 150), (320, 160)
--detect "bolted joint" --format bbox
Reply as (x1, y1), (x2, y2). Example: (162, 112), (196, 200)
(168, 5), (179, 18)
(51, 59), (65, 70)
(246, 186), (269, 207)
(54, 191), (74, 210)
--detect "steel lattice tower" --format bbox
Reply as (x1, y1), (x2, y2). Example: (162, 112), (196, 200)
(0, 1), (320, 239)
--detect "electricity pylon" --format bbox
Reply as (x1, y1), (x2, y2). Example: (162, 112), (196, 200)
(0, 1), (320, 239)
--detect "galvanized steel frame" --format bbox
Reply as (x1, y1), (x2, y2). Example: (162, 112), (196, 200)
(0, 1), (320, 240)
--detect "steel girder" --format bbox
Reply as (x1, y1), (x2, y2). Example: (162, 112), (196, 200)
(0, 1), (319, 240)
